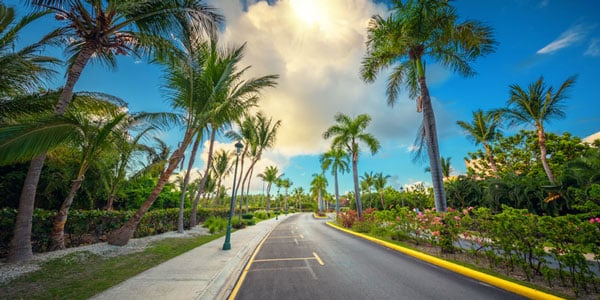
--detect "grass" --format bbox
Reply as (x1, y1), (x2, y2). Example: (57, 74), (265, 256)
(0, 233), (223, 300)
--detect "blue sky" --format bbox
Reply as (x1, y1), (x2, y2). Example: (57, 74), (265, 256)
(6, 0), (600, 196)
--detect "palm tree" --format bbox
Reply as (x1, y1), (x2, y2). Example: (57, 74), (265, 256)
(360, 0), (495, 213)
(257, 165), (281, 213)
(498, 76), (576, 185)
(373, 172), (391, 209)
(10, 1), (223, 262)
(292, 187), (304, 210)
(320, 148), (350, 215)
(457, 110), (501, 177)
(360, 171), (375, 209)
(0, 3), (61, 97)
(310, 173), (328, 214)
(323, 113), (380, 217)
(211, 149), (233, 206)
(280, 178), (292, 211)
(425, 156), (452, 180)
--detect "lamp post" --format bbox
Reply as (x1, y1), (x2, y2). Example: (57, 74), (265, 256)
(223, 141), (243, 250)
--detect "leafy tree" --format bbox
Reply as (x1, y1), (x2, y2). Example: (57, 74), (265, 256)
(425, 157), (452, 180)
(497, 76), (576, 184)
(444, 175), (483, 208)
(257, 165), (282, 212)
(10, 0), (223, 262)
(373, 172), (391, 209)
(320, 148), (350, 215)
(457, 110), (501, 177)
(360, 171), (375, 209)
(361, 0), (495, 212)
(323, 113), (380, 217)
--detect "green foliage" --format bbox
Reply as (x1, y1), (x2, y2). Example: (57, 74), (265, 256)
(202, 216), (228, 234)
(253, 210), (270, 220)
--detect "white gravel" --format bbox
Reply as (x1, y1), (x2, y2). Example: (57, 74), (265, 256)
(0, 226), (211, 284)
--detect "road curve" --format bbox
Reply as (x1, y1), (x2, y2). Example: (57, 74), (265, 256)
(231, 213), (526, 300)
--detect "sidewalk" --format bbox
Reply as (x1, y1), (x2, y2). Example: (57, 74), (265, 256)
(90, 215), (283, 300)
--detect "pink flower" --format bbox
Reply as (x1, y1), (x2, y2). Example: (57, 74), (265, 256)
(591, 218), (596, 224)
(454, 216), (461, 221)
(596, 217), (600, 223)
(432, 231), (440, 237)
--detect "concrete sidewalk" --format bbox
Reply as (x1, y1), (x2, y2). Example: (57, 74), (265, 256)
(90, 215), (284, 300)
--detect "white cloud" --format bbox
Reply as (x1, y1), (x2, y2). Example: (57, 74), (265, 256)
(585, 38), (600, 56)
(536, 24), (587, 54)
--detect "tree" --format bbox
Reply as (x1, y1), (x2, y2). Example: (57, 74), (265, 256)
(320, 148), (350, 215)
(211, 149), (233, 206)
(0, 3), (61, 97)
(425, 157), (452, 179)
(457, 110), (501, 177)
(257, 165), (281, 212)
(498, 76), (577, 184)
(311, 173), (328, 214)
(373, 172), (391, 209)
(361, 0), (495, 213)
(360, 171), (375, 209)
(10, 0), (223, 262)
(280, 178), (292, 211)
(292, 186), (304, 210)
(323, 113), (380, 217)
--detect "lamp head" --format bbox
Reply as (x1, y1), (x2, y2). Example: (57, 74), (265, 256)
(234, 141), (243, 155)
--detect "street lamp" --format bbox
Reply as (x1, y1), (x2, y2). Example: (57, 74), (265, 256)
(223, 141), (243, 250)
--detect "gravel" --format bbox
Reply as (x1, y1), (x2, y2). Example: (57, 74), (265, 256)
(0, 226), (211, 284)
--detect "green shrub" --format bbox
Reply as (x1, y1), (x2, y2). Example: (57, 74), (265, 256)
(254, 210), (268, 220)
(202, 216), (227, 234)
(244, 219), (256, 226)
(242, 213), (254, 220)
(232, 218), (246, 229)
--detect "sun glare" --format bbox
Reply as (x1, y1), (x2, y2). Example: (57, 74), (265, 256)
(290, 0), (324, 25)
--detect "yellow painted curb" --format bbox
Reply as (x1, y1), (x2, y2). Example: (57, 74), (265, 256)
(312, 213), (329, 219)
(326, 221), (563, 300)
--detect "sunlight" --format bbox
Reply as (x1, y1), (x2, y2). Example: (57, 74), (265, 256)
(289, 0), (324, 25)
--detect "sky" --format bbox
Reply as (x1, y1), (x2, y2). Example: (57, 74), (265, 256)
(6, 0), (600, 196)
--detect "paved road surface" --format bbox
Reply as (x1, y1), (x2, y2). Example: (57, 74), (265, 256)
(233, 213), (525, 300)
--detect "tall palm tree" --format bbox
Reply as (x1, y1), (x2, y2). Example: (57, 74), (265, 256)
(0, 3), (61, 97)
(425, 156), (452, 179)
(280, 178), (292, 211)
(292, 186), (304, 210)
(360, 171), (375, 209)
(457, 110), (501, 177)
(323, 113), (380, 217)
(498, 76), (576, 185)
(211, 149), (233, 205)
(320, 148), (349, 215)
(10, 0), (223, 262)
(360, 0), (495, 213)
(373, 172), (391, 209)
(257, 165), (281, 213)
(310, 173), (328, 214)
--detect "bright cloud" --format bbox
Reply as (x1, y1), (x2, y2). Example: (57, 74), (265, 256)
(585, 38), (600, 56)
(536, 24), (587, 54)
(203, 0), (456, 187)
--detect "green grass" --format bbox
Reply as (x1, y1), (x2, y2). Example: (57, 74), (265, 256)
(0, 234), (223, 300)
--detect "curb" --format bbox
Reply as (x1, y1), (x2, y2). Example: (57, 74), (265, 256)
(325, 221), (563, 300)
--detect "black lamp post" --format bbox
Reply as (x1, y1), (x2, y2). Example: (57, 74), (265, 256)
(223, 141), (243, 250)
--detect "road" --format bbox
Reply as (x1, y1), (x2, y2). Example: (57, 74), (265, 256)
(232, 213), (525, 300)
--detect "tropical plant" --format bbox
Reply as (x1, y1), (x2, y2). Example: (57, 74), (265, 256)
(496, 76), (577, 184)
(360, 171), (375, 209)
(457, 110), (501, 177)
(10, 0), (223, 262)
(323, 113), (380, 217)
(373, 172), (391, 209)
(0, 3), (61, 97)
(257, 165), (282, 212)
(360, 0), (495, 213)
(425, 157), (452, 179)
(310, 173), (328, 214)
(211, 149), (233, 206)
(320, 148), (350, 215)
(280, 178), (292, 211)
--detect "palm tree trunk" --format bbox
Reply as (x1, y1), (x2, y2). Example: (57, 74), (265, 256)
(483, 143), (499, 177)
(191, 128), (216, 227)
(265, 184), (271, 212)
(419, 76), (447, 212)
(107, 131), (191, 246)
(352, 157), (363, 217)
(50, 177), (84, 250)
(7, 154), (46, 262)
(537, 127), (555, 184)
(334, 171), (340, 215)
(245, 167), (255, 213)
(7, 48), (94, 262)
(178, 134), (200, 233)
(380, 192), (385, 209)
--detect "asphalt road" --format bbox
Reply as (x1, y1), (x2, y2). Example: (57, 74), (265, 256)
(232, 213), (526, 300)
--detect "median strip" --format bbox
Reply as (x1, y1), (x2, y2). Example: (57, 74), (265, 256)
(326, 221), (563, 300)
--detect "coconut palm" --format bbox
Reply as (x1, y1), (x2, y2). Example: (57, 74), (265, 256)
(257, 165), (282, 213)
(360, 171), (375, 209)
(280, 178), (292, 211)
(0, 3), (61, 97)
(457, 110), (501, 177)
(310, 173), (328, 214)
(10, 0), (223, 262)
(425, 156), (452, 180)
(292, 186), (304, 210)
(373, 172), (391, 209)
(323, 113), (380, 217)
(498, 76), (576, 185)
(320, 148), (349, 215)
(211, 149), (233, 205)
(360, 0), (495, 213)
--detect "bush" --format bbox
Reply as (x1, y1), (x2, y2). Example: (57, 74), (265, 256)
(202, 216), (227, 234)
(242, 213), (254, 220)
(254, 210), (270, 220)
